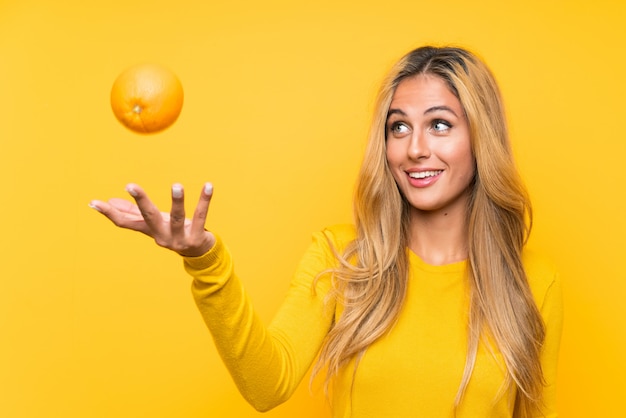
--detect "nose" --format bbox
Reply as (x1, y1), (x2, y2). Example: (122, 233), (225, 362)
(408, 131), (430, 160)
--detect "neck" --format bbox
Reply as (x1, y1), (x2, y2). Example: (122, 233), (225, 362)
(408, 205), (469, 266)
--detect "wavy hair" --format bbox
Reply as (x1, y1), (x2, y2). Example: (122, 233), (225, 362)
(312, 46), (546, 417)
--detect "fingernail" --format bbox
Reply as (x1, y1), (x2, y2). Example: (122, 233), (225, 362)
(204, 182), (213, 195)
(88, 201), (102, 212)
(126, 184), (138, 197)
(172, 183), (183, 199)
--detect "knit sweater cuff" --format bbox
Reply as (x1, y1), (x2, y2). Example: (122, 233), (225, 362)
(182, 234), (228, 273)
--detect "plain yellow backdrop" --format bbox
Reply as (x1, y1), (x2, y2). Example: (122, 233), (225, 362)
(1, 0), (624, 416)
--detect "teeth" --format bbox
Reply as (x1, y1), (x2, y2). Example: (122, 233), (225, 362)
(409, 170), (442, 179)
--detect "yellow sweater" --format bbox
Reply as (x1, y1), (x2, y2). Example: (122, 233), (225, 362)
(184, 224), (562, 417)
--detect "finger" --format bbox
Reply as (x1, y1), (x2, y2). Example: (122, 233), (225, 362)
(190, 182), (213, 234)
(108, 198), (142, 216)
(89, 199), (150, 234)
(170, 183), (186, 238)
(125, 183), (167, 236)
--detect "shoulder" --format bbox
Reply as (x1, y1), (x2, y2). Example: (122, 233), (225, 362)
(318, 224), (357, 254)
(296, 224), (356, 267)
(319, 224), (357, 247)
(304, 224), (357, 263)
(522, 248), (560, 310)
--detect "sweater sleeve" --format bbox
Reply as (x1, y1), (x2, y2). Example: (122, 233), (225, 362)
(183, 229), (344, 412)
(536, 273), (564, 418)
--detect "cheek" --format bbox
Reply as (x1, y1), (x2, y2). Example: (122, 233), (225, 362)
(460, 154), (476, 183)
(465, 147), (476, 175)
(385, 140), (402, 166)
(385, 145), (403, 183)
(448, 141), (473, 168)
(443, 142), (475, 183)
(386, 147), (401, 171)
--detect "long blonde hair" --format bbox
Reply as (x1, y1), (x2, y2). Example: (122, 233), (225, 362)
(313, 46), (546, 417)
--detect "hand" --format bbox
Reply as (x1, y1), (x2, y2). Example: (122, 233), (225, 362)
(89, 183), (216, 257)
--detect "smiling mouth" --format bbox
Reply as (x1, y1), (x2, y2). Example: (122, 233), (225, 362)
(408, 170), (443, 179)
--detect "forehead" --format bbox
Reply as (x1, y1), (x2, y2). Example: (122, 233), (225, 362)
(390, 74), (461, 111)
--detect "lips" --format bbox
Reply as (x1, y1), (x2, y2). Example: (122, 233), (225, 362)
(408, 170), (443, 179)
(406, 169), (443, 187)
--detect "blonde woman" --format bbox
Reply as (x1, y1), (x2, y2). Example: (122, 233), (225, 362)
(91, 46), (562, 417)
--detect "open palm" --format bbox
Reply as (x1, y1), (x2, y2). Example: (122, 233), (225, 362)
(90, 183), (216, 257)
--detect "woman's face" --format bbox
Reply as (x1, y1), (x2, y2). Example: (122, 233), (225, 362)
(385, 74), (475, 216)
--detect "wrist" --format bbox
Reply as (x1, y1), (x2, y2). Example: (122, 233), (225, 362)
(178, 232), (216, 257)
(182, 233), (225, 271)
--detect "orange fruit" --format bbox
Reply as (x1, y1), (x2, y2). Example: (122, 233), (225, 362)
(110, 63), (184, 134)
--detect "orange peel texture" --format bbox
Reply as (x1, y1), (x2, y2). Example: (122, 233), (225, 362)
(110, 63), (184, 134)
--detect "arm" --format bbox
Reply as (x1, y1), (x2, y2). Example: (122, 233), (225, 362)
(90, 183), (340, 411)
(185, 229), (338, 411)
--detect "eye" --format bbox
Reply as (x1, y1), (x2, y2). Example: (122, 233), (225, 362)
(431, 119), (452, 134)
(388, 122), (410, 137)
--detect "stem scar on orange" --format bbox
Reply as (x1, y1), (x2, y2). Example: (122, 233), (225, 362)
(110, 63), (184, 134)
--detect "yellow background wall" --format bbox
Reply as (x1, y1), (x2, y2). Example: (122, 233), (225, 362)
(1, 0), (624, 416)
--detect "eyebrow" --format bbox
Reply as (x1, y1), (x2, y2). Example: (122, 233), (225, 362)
(386, 108), (407, 119)
(386, 105), (459, 119)
(424, 105), (459, 117)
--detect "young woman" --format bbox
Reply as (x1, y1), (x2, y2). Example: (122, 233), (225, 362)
(90, 46), (562, 417)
